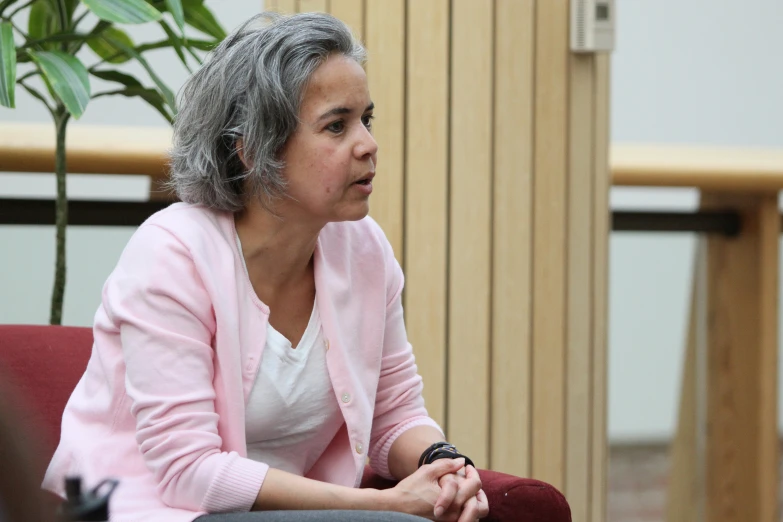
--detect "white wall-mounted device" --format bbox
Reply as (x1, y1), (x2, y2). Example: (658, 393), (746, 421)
(570, 0), (616, 53)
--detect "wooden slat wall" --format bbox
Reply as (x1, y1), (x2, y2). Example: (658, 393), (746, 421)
(330, 0), (364, 41)
(591, 53), (611, 522)
(298, 0), (328, 13)
(566, 52), (595, 522)
(365, 0), (405, 262)
(490, 0), (534, 478)
(265, 0), (296, 13)
(402, 0), (450, 427)
(447, 0), (493, 468)
(267, 2), (611, 516)
(531, 0), (569, 489)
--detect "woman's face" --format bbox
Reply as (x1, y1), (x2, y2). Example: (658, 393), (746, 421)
(277, 53), (377, 224)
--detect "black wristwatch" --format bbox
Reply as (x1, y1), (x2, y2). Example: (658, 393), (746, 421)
(418, 441), (475, 469)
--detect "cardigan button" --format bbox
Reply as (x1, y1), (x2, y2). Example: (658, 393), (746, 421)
(342, 393), (351, 404)
(355, 443), (364, 455)
(324, 338), (330, 351)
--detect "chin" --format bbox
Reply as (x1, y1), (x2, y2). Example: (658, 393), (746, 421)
(333, 202), (370, 223)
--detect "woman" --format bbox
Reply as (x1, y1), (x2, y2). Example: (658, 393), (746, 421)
(42, 12), (489, 522)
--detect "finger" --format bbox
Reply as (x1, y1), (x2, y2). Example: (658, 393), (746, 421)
(456, 495), (480, 522)
(426, 457), (466, 479)
(476, 489), (490, 518)
(465, 465), (482, 488)
(434, 475), (459, 519)
(455, 472), (483, 505)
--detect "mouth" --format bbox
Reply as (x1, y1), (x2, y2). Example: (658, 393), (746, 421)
(353, 172), (375, 186)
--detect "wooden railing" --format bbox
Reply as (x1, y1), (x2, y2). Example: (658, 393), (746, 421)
(3, 123), (783, 522)
(5, 124), (783, 189)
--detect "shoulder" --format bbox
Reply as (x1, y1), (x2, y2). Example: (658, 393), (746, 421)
(140, 202), (232, 245)
(119, 203), (234, 261)
(113, 202), (236, 286)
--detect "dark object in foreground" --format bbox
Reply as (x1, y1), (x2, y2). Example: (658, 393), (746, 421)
(59, 476), (118, 522)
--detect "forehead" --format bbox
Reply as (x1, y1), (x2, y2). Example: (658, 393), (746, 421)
(299, 54), (370, 116)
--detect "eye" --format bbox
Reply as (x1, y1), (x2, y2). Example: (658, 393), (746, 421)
(326, 120), (345, 133)
(362, 114), (374, 129)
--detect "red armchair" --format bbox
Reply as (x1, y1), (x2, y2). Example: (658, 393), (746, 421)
(0, 324), (570, 521)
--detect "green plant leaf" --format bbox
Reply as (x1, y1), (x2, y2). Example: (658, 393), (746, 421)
(87, 26), (133, 63)
(82, 0), (162, 24)
(134, 36), (214, 53)
(90, 67), (142, 87)
(28, 0), (80, 37)
(94, 85), (172, 122)
(28, 0), (59, 45)
(91, 68), (171, 121)
(0, 22), (16, 108)
(0, 0), (23, 17)
(182, 0), (225, 40)
(158, 18), (188, 69)
(29, 50), (90, 118)
(96, 36), (175, 112)
(164, 0), (184, 33)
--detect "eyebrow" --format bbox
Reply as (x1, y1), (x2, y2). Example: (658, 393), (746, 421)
(317, 102), (375, 122)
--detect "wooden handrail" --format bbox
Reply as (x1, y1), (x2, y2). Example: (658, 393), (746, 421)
(612, 144), (783, 191)
(0, 123), (171, 178)
(3, 123), (783, 191)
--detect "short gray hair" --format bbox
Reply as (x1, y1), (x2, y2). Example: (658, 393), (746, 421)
(168, 12), (367, 212)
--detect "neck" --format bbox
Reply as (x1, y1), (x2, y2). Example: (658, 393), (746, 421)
(234, 201), (322, 290)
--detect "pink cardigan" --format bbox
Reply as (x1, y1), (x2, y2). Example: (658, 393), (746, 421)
(42, 203), (442, 522)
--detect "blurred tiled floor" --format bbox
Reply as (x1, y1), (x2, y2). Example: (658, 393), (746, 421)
(605, 442), (783, 521)
(608, 444), (670, 522)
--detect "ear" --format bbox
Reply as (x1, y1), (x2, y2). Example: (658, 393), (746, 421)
(236, 137), (249, 169)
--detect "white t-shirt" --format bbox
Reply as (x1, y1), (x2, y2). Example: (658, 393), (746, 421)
(237, 234), (344, 475)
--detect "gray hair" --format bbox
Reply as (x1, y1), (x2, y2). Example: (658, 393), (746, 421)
(168, 11), (367, 212)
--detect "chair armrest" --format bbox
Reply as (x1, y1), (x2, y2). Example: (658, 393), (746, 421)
(360, 466), (571, 522)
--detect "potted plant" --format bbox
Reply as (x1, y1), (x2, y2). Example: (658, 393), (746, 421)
(0, 0), (225, 325)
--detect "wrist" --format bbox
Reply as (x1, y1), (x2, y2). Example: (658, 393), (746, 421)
(358, 487), (398, 513)
(419, 441), (475, 469)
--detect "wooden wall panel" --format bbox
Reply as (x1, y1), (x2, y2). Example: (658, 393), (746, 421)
(265, 0), (296, 13)
(298, 0), (328, 13)
(490, 0), (534, 477)
(365, 0), (405, 263)
(531, 0), (569, 489)
(404, 0), (450, 427)
(565, 53), (595, 522)
(447, 0), (493, 468)
(590, 52), (611, 522)
(329, 0), (365, 41)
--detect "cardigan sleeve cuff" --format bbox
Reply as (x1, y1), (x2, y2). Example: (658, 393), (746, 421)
(369, 416), (444, 480)
(200, 454), (269, 513)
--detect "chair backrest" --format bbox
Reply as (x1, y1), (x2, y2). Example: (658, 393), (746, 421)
(0, 325), (93, 469)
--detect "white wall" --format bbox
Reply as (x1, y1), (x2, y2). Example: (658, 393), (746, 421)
(608, 0), (783, 440)
(1, 0), (782, 441)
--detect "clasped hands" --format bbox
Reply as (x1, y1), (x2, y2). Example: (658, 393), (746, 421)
(391, 457), (490, 521)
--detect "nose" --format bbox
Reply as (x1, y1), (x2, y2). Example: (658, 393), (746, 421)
(355, 125), (378, 160)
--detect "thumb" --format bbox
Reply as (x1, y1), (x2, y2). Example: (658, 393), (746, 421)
(425, 457), (465, 478)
